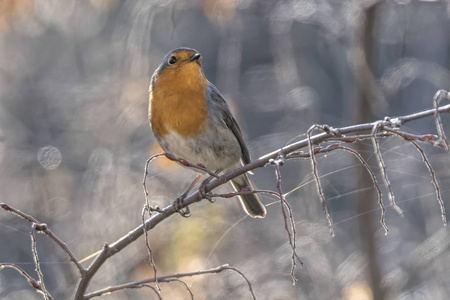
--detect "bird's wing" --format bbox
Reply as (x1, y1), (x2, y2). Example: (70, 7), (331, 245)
(207, 83), (251, 165)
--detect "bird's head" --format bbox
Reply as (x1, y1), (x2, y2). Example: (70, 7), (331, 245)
(150, 48), (207, 92)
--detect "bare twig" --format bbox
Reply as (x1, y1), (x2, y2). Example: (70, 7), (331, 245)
(0, 203), (84, 274)
(143, 153), (166, 214)
(86, 283), (162, 300)
(335, 146), (389, 235)
(138, 285), (162, 300)
(0, 263), (44, 295)
(30, 225), (52, 300)
(433, 90), (450, 151)
(142, 153), (166, 291)
(166, 279), (194, 300)
(84, 264), (256, 300)
(409, 141), (447, 226)
(371, 122), (404, 216)
(326, 132), (440, 146)
(208, 189), (280, 199)
(284, 143), (390, 233)
(382, 129), (440, 147)
(307, 125), (335, 236)
(141, 207), (160, 291)
(270, 156), (302, 284)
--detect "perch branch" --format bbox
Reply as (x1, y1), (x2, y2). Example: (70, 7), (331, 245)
(74, 100), (450, 299)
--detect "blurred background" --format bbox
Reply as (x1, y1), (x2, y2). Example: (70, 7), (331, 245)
(1, 0), (450, 299)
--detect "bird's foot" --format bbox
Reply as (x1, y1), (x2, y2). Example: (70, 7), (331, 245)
(199, 177), (215, 203)
(173, 196), (191, 218)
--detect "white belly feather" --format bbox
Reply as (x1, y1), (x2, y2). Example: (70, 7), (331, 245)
(158, 125), (242, 172)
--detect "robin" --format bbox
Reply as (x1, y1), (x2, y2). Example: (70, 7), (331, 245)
(148, 47), (266, 218)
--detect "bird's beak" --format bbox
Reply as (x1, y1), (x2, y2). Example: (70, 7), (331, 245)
(188, 53), (202, 63)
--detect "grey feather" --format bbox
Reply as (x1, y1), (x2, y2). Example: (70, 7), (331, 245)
(206, 83), (251, 165)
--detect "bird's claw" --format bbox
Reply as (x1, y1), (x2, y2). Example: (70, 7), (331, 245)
(173, 196), (191, 218)
(199, 179), (215, 203)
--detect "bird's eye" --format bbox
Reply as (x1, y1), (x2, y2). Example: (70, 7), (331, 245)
(168, 56), (177, 65)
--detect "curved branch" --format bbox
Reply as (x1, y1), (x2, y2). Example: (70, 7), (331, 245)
(74, 102), (450, 299)
(0, 203), (85, 274)
(84, 264), (256, 300)
(0, 263), (51, 298)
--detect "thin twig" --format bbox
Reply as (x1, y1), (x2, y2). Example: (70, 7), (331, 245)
(371, 122), (404, 216)
(90, 283), (162, 300)
(141, 207), (160, 291)
(382, 128), (440, 147)
(307, 125), (335, 236)
(226, 265), (257, 300)
(270, 157), (302, 284)
(0, 203), (84, 274)
(143, 153), (166, 214)
(286, 143), (345, 160)
(137, 284), (162, 300)
(432, 90), (450, 151)
(30, 225), (52, 300)
(0, 263), (43, 294)
(208, 189), (280, 199)
(142, 153), (167, 291)
(409, 141), (447, 226)
(283, 198), (303, 270)
(335, 146), (389, 235)
(165, 279), (194, 300)
(84, 264), (256, 299)
(381, 127), (447, 225)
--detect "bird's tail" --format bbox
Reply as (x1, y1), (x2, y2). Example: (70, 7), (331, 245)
(230, 174), (266, 218)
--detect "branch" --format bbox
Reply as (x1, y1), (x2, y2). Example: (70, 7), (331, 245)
(0, 203), (85, 274)
(270, 157), (302, 284)
(0, 263), (50, 298)
(382, 129), (447, 226)
(74, 99), (450, 299)
(433, 90), (450, 150)
(84, 264), (256, 299)
(334, 145), (389, 235)
(142, 154), (163, 291)
(307, 125), (335, 236)
(408, 141), (447, 226)
(371, 122), (404, 216)
(30, 226), (52, 300)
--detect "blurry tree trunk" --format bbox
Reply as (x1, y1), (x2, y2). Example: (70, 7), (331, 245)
(353, 4), (385, 300)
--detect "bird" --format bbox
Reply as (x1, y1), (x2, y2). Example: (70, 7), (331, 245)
(148, 47), (266, 218)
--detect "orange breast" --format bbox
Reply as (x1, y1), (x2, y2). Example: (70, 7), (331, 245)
(149, 66), (209, 139)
